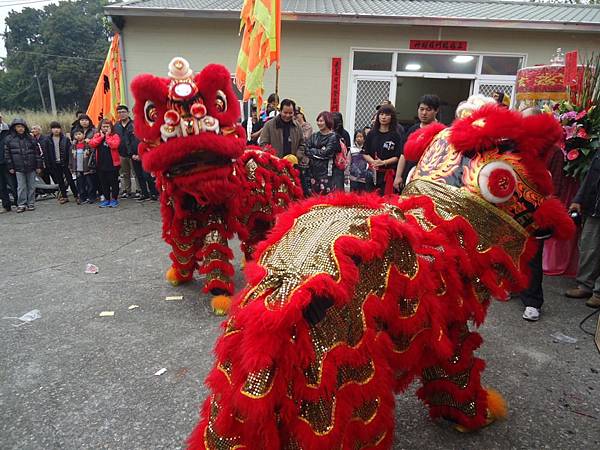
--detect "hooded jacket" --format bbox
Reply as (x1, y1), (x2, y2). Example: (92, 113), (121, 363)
(4, 118), (42, 172)
(573, 150), (600, 217)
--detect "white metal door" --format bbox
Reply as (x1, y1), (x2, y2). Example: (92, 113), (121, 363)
(474, 79), (516, 106)
(348, 76), (395, 134)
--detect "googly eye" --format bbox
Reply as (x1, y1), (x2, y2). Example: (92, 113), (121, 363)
(215, 90), (227, 113)
(478, 161), (518, 204)
(190, 102), (207, 119)
(144, 101), (158, 126)
(164, 110), (180, 126)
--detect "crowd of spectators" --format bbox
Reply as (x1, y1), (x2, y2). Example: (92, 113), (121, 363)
(0, 105), (157, 213)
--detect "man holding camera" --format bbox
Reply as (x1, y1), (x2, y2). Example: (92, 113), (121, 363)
(565, 150), (600, 308)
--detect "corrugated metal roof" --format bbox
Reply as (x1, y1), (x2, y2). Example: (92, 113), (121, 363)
(106, 0), (600, 31)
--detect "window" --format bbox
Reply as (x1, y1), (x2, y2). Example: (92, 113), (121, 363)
(481, 56), (524, 76)
(353, 52), (393, 71)
(397, 53), (479, 74)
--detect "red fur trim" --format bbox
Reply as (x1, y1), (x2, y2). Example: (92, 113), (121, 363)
(449, 105), (524, 153)
(404, 122), (446, 162)
(197, 64), (241, 128)
(130, 73), (170, 142)
(141, 131), (246, 173)
(533, 198), (576, 241)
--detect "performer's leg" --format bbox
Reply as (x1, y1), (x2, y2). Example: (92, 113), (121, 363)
(417, 322), (506, 431)
(166, 217), (199, 286)
(196, 216), (235, 315)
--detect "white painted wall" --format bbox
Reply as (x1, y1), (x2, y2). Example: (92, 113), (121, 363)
(120, 16), (600, 128)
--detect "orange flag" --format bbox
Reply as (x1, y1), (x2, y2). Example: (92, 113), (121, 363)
(86, 33), (126, 125)
(235, 0), (281, 106)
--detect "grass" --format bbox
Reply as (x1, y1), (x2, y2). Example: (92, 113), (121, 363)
(1, 110), (79, 134)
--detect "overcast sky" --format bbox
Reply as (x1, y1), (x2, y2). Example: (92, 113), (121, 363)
(0, 0), (57, 58)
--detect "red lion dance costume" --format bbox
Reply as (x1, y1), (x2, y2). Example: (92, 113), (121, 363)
(131, 58), (301, 314)
(189, 101), (575, 449)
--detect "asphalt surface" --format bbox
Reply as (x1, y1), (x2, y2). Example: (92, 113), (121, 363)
(0, 198), (598, 450)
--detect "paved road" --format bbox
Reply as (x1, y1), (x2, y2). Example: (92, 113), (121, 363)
(0, 199), (598, 449)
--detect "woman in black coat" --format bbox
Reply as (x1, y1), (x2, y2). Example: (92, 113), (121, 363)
(304, 111), (340, 195)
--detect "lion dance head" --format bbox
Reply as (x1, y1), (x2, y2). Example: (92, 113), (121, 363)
(404, 97), (574, 267)
(131, 57), (246, 203)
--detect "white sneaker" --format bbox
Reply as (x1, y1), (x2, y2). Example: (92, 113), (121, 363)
(522, 306), (540, 322)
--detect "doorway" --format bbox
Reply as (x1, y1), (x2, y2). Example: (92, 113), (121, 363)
(395, 77), (472, 127)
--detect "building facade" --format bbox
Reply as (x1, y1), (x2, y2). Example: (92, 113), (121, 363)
(106, 0), (600, 132)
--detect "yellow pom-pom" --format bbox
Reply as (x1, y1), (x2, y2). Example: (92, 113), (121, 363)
(486, 387), (508, 421)
(166, 267), (181, 286)
(283, 154), (298, 166)
(211, 295), (231, 316)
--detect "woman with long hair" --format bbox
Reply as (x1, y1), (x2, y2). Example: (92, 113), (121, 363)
(362, 104), (405, 196)
(304, 111), (340, 195)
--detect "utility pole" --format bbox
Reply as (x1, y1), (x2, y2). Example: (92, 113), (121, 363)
(47, 72), (57, 117)
(33, 72), (47, 112)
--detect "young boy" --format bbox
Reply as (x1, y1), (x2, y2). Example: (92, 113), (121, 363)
(70, 130), (96, 204)
(46, 121), (79, 204)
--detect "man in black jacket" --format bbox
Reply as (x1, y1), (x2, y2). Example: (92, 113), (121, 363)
(45, 121), (79, 204)
(114, 105), (157, 201)
(4, 118), (42, 212)
(0, 113), (13, 211)
(565, 150), (600, 308)
(114, 105), (135, 198)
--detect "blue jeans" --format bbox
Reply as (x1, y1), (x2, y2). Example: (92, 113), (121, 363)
(15, 171), (36, 207)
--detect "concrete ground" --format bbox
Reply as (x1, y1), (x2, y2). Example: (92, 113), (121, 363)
(0, 199), (598, 450)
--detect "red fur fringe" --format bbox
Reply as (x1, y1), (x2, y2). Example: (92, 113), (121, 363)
(188, 191), (539, 448)
(404, 122), (447, 162)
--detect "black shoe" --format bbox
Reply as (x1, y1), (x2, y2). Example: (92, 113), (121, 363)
(150, 194), (158, 201)
(120, 192), (129, 199)
(136, 195), (149, 203)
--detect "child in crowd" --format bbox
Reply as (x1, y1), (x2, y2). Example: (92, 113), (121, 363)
(89, 119), (121, 208)
(348, 129), (372, 192)
(4, 118), (42, 212)
(71, 130), (97, 204)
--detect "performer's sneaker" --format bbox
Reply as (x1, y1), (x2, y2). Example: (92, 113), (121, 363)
(109, 199), (119, 208)
(522, 306), (540, 321)
(99, 200), (110, 208)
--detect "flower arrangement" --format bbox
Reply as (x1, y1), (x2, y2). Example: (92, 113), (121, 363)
(547, 54), (600, 181)
(551, 102), (599, 181)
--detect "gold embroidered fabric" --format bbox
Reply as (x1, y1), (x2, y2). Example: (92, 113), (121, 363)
(204, 397), (243, 450)
(241, 205), (379, 310)
(404, 179), (528, 267)
(241, 366), (275, 399)
(299, 396), (336, 435)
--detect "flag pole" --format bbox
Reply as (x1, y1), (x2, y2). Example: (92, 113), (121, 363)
(275, 65), (280, 96)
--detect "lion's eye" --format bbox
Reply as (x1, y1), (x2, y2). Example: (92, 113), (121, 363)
(215, 90), (227, 113)
(478, 161), (518, 204)
(144, 101), (158, 126)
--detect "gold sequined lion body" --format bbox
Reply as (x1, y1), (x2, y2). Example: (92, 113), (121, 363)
(189, 105), (575, 448)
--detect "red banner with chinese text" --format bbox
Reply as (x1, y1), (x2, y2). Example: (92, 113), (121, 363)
(409, 40), (467, 51)
(330, 57), (342, 112)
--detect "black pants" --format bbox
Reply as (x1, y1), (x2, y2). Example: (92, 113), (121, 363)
(0, 164), (12, 210)
(520, 243), (544, 309)
(132, 158), (157, 197)
(50, 165), (78, 197)
(75, 172), (97, 202)
(98, 169), (119, 201)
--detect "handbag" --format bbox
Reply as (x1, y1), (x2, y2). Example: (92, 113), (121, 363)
(334, 138), (349, 170)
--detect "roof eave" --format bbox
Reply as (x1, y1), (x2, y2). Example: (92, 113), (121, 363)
(104, 7), (600, 33)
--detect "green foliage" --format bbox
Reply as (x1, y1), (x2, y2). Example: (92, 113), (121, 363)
(0, 0), (111, 112)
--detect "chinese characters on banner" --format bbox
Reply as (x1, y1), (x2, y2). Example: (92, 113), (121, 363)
(563, 51), (578, 88)
(330, 57), (342, 112)
(409, 40), (468, 51)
